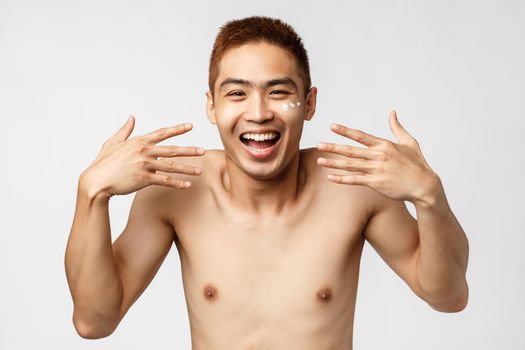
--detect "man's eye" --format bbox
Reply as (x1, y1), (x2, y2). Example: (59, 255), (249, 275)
(270, 90), (289, 95)
(228, 91), (245, 97)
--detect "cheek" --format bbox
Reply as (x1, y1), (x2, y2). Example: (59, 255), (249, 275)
(265, 97), (302, 114)
(216, 102), (243, 117)
(273, 99), (305, 127)
(279, 100), (302, 112)
(214, 104), (240, 129)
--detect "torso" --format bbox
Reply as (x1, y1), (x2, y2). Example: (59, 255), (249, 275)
(166, 148), (377, 350)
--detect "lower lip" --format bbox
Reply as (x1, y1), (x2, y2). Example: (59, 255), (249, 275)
(240, 137), (281, 160)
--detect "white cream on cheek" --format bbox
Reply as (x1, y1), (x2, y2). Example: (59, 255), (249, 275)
(281, 101), (301, 111)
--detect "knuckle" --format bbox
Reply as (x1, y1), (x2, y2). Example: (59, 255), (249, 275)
(162, 176), (172, 186)
(140, 172), (152, 184)
(343, 147), (354, 157)
(136, 144), (149, 154)
(380, 140), (395, 152)
(136, 159), (149, 168)
(130, 135), (143, 144)
(167, 160), (177, 170)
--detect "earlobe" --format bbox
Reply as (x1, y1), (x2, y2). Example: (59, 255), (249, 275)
(304, 87), (317, 122)
(206, 91), (216, 124)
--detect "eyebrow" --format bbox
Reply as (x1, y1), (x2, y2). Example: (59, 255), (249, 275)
(218, 77), (298, 91)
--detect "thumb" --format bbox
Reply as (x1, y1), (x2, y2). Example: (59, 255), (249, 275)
(113, 115), (135, 142)
(388, 110), (413, 143)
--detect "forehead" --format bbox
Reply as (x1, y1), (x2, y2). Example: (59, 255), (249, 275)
(216, 42), (300, 86)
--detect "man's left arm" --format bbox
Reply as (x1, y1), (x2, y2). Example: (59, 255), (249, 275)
(316, 111), (469, 312)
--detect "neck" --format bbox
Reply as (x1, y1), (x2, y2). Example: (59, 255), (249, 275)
(222, 150), (306, 217)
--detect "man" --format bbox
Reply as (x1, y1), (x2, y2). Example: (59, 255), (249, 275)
(65, 16), (469, 349)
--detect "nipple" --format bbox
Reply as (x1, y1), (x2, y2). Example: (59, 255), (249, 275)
(281, 101), (301, 111)
(203, 284), (218, 301)
(316, 287), (333, 303)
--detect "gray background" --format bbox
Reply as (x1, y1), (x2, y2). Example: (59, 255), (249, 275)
(1, 0), (524, 349)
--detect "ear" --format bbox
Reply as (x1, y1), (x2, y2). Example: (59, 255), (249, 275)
(206, 91), (216, 125)
(304, 87), (317, 122)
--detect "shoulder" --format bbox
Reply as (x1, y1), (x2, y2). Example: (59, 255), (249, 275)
(300, 146), (363, 189)
(155, 147), (224, 192)
(300, 147), (385, 213)
(135, 149), (225, 218)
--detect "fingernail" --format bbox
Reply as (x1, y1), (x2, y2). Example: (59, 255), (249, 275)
(184, 181), (191, 187)
(194, 167), (202, 174)
(197, 147), (205, 154)
(184, 123), (192, 129)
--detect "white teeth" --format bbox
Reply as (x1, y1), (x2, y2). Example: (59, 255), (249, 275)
(241, 132), (279, 141)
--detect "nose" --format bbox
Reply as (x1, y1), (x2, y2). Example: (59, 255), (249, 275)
(244, 94), (274, 123)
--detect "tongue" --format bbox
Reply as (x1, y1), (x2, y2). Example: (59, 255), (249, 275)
(247, 139), (275, 149)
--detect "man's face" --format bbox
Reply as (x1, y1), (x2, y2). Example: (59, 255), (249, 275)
(206, 42), (317, 180)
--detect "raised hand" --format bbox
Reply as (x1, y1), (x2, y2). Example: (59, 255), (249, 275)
(316, 111), (442, 204)
(81, 115), (205, 199)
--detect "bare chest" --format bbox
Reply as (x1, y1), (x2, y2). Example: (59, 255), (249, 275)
(172, 193), (369, 328)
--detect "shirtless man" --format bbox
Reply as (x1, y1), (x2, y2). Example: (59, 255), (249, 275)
(65, 16), (469, 349)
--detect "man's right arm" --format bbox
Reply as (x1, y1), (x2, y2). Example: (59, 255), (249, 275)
(64, 171), (175, 339)
(64, 118), (204, 338)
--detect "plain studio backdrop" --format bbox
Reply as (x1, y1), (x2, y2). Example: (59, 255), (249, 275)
(1, 0), (524, 349)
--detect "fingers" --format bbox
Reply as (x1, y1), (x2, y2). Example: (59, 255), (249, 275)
(388, 110), (415, 144)
(142, 123), (194, 144)
(105, 116), (135, 146)
(317, 156), (375, 173)
(148, 145), (205, 158)
(147, 173), (192, 189)
(146, 158), (203, 176)
(317, 142), (379, 160)
(327, 173), (369, 186)
(330, 123), (385, 147)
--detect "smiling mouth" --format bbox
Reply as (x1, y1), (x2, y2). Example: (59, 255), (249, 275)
(239, 132), (281, 149)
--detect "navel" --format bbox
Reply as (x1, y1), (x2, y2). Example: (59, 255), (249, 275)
(203, 284), (218, 301)
(316, 287), (333, 303)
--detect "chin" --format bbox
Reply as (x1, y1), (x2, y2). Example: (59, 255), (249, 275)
(238, 148), (299, 182)
(238, 159), (286, 181)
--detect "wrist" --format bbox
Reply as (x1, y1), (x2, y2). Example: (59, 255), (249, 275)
(412, 173), (445, 208)
(78, 169), (113, 203)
